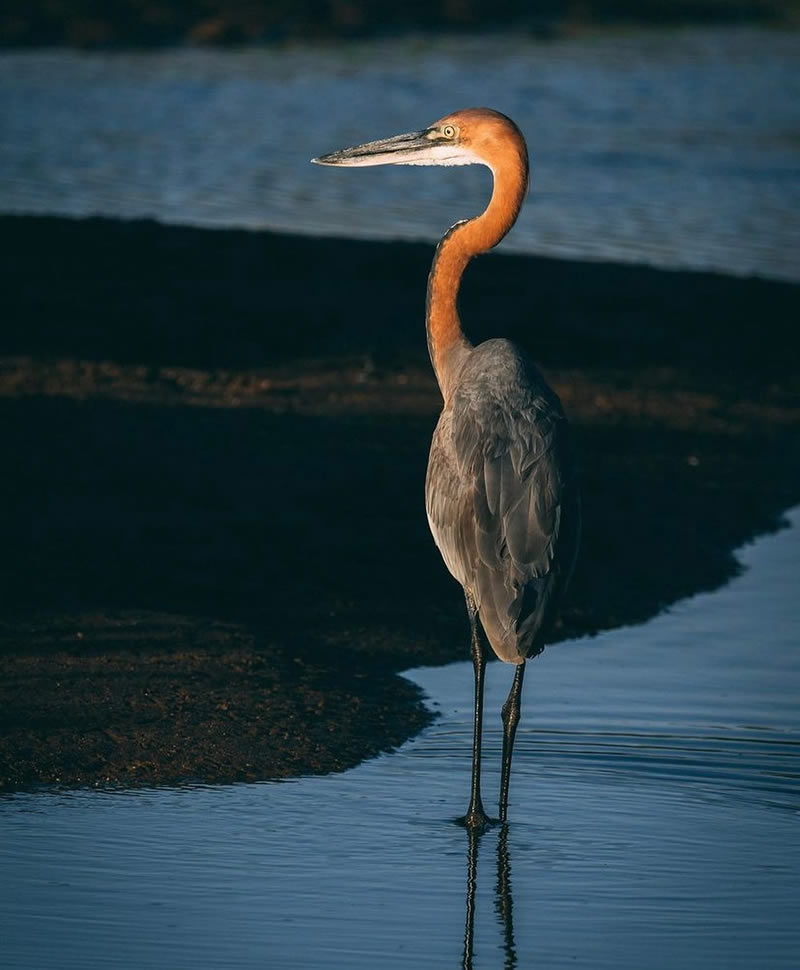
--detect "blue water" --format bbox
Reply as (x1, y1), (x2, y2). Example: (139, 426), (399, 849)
(2, 509), (798, 969)
(1, 28), (799, 281)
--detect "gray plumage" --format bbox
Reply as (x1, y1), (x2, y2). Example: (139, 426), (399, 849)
(426, 338), (580, 663)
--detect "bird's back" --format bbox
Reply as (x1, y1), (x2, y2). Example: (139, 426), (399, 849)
(425, 338), (580, 662)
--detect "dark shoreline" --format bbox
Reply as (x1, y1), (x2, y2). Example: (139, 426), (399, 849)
(1, 213), (798, 792)
(2, 2), (798, 49)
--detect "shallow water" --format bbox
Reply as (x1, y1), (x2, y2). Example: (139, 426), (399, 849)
(2, 510), (798, 969)
(1, 28), (799, 281)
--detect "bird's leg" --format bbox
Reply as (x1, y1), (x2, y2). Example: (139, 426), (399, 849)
(461, 590), (491, 831)
(499, 661), (526, 824)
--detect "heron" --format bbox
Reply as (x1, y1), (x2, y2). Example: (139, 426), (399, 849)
(313, 108), (580, 830)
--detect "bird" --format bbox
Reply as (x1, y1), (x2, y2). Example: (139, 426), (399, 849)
(313, 108), (580, 830)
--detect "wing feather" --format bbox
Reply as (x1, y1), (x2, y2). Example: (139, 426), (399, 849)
(425, 341), (579, 661)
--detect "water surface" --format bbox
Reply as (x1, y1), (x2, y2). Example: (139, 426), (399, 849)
(1, 28), (799, 281)
(2, 510), (798, 968)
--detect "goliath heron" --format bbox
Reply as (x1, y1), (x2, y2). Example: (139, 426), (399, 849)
(313, 108), (580, 830)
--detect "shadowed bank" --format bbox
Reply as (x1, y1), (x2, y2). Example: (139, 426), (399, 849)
(3, 1), (798, 48)
(0, 214), (798, 791)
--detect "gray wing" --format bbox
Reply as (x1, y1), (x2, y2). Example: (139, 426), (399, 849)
(426, 366), (579, 662)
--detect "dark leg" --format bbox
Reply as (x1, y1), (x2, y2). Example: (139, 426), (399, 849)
(499, 661), (526, 824)
(460, 590), (491, 831)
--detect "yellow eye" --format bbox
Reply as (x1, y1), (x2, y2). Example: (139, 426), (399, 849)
(442, 125), (456, 139)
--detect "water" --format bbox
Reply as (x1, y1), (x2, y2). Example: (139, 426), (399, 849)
(2, 509), (798, 969)
(1, 28), (799, 281)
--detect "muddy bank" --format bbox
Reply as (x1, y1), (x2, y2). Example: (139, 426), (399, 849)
(2, 1), (796, 49)
(1, 214), (798, 791)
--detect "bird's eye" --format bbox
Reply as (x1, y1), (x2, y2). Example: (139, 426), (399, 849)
(442, 125), (456, 139)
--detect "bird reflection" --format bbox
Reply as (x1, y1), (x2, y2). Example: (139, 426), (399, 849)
(462, 827), (479, 968)
(462, 825), (517, 969)
(494, 825), (517, 967)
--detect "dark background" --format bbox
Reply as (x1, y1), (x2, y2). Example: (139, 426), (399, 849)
(2, 0), (798, 47)
(2, 212), (798, 790)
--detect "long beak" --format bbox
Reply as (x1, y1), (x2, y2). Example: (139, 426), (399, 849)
(312, 129), (434, 167)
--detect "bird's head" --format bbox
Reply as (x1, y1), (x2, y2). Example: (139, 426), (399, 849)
(312, 107), (527, 174)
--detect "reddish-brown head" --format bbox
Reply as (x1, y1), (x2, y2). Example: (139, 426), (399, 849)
(429, 108), (528, 175)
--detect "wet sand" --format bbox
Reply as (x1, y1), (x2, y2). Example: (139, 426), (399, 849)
(1, 213), (798, 791)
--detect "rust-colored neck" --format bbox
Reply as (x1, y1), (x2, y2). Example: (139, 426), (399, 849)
(426, 152), (528, 402)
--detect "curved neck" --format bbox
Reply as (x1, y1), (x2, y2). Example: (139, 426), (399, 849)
(425, 152), (528, 402)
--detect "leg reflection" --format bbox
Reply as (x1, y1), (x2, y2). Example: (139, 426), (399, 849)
(462, 827), (480, 970)
(494, 824), (517, 968)
(461, 825), (517, 970)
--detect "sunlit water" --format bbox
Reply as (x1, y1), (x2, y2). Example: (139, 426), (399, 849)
(2, 510), (798, 969)
(1, 28), (799, 281)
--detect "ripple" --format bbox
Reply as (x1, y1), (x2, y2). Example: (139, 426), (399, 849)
(1, 28), (799, 282)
